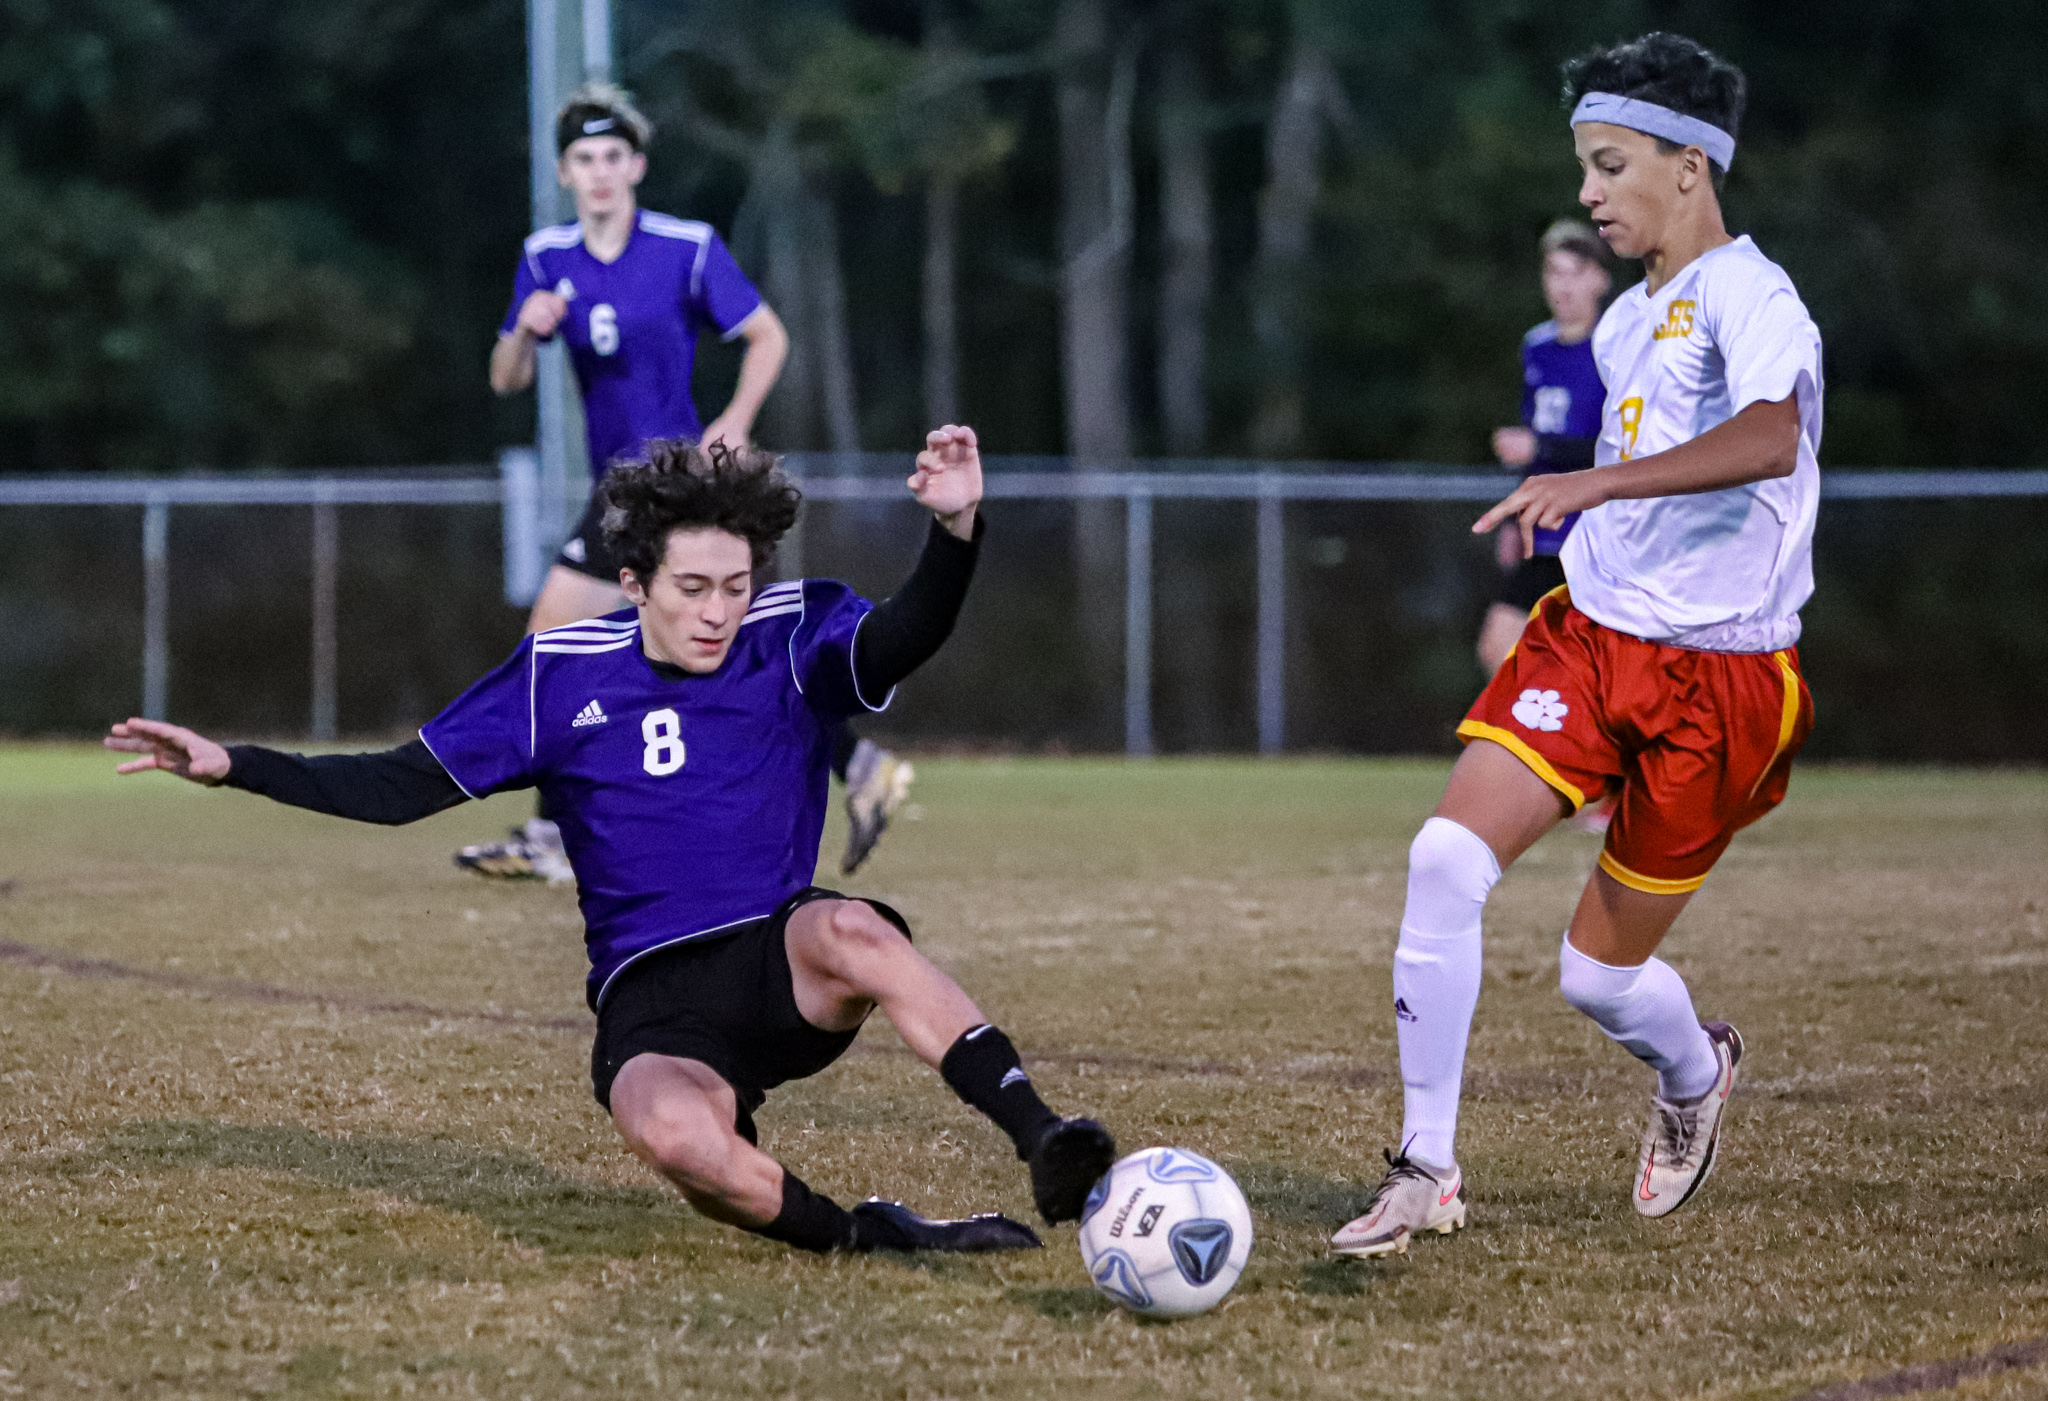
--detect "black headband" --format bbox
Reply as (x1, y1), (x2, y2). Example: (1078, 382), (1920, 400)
(557, 107), (640, 154)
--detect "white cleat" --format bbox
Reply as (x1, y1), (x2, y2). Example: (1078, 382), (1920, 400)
(1633, 1021), (1744, 1218)
(455, 817), (576, 887)
(841, 741), (914, 875)
(1330, 1149), (1467, 1258)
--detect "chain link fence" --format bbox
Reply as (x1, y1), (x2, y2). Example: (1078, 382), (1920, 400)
(3, 460), (2044, 761)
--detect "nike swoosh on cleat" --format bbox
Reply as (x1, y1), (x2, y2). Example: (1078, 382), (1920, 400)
(1638, 1160), (1657, 1201)
(1438, 1180), (1461, 1206)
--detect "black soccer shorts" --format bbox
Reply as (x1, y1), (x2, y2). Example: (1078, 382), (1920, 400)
(1494, 552), (1568, 612)
(588, 886), (913, 1142)
(554, 487), (620, 582)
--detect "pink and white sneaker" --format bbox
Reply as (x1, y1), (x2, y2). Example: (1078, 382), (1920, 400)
(1329, 1149), (1466, 1258)
(1633, 1021), (1744, 1218)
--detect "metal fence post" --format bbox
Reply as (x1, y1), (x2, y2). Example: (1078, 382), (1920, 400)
(310, 493), (339, 741)
(1125, 489), (1154, 757)
(500, 447), (543, 605)
(142, 496), (170, 722)
(581, 0), (611, 81)
(1256, 487), (1285, 755)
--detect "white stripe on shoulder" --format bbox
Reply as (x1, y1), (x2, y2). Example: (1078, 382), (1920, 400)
(535, 632), (634, 647)
(752, 580), (802, 600)
(740, 602), (804, 627)
(534, 637), (637, 654)
(639, 212), (711, 242)
(524, 223), (584, 254)
(536, 617), (638, 638)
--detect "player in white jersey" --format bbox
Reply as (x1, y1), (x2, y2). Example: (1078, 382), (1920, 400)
(1333, 32), (1822, 1258)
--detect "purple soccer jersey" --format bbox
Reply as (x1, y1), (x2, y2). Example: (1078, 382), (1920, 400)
(419, 579), (890, 1007)
(503, 210), (764, 476)
(1518, 319), (1608, 556)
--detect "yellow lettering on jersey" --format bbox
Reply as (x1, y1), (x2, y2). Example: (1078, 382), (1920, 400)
(1618, 396), (1644, 460)
(1652, 300), (1697, 341)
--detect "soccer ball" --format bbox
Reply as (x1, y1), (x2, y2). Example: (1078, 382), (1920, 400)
(1076, 1147), (1253, 1318)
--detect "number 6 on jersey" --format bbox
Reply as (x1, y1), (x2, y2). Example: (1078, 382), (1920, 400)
(642, 708), (685, 775)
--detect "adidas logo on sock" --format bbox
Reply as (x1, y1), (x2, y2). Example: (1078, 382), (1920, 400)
(572, 699), (608, 728)
(999, 1067), (1031, 1090)
(1394, 996), (1419, 1023)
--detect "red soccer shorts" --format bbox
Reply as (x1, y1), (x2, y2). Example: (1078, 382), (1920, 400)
(1458, 587), (1814, 895)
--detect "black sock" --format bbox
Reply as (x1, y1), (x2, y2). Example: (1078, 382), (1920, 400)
(752, 1170), (857, 1254)
(941, 1025), (1062, 1161)
(830, 724), (860, 784)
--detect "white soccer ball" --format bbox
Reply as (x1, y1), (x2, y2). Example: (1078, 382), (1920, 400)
(1076, 1146), (1253, 1318)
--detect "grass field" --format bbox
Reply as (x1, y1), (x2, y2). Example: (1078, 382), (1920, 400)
(2, 746), (2046, 1400)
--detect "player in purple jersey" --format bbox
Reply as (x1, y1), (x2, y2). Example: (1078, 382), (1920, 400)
(105, 427), (1119, 1257)
(469, 83), (912, 884)
(1478, 220), (1613, 677)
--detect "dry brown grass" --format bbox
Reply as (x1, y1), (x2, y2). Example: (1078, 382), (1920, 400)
(1, 747), (2045, 1399)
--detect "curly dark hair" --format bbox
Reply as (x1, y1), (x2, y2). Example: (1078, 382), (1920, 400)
(1563, 32), (1746, 189)
(598, 439), (802, 583)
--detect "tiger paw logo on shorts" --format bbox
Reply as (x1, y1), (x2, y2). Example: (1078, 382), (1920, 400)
(1511, 688), (1569, 732)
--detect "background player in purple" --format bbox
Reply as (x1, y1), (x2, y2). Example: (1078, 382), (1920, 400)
(1478, 220), (1613, 676)
(104, 426), (1120, 1256)
(472, 83), (912, 884)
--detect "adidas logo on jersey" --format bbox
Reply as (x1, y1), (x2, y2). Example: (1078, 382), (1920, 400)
(572, 699), (608, 728)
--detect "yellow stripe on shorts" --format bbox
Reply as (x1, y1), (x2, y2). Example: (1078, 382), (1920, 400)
(1597, 850), (1708, 896)
(1456, 719), (1587, 811)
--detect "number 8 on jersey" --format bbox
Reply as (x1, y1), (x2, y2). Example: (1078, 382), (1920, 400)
(642, 708), (685, 775)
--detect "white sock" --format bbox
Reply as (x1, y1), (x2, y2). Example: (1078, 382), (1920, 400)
(1557, 937), (1719, 1100)
(1392, 817), (1500, 1168)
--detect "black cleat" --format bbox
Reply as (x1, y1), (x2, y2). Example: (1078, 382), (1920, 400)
(1027, 1118), (1118, 1224)
(848, 1199), (1042, 1253)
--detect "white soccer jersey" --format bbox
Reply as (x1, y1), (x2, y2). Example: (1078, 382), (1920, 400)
(1561, 235), (1824, 653)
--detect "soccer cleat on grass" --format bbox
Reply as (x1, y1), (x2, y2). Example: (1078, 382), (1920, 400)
(1026, 1117), (1119, 1224)
(848, 1198), (1042, 1253)
(1633, 1021), (1744, 1218)
(1329, 1148), (1466, 1258)
(454, 818), (575, 886)
(841, 740), (915, 875)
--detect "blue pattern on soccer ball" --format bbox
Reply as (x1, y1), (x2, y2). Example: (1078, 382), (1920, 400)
(1168, 1220), (1233, 1286)
(1090, 1248), (1152, 1309)
(1145, 1148), (1219, 1183)
(1080, 1172), (1112, 1224)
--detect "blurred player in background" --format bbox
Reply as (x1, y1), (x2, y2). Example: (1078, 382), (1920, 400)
(469, 82), (912, 884)
(1479, 220), (1612, 676)
(1334, 32), (1821, 1258)
(106, 429), (1118, 1255)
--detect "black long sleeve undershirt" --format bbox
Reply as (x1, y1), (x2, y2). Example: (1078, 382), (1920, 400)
(850, 513), (982, 695)
(220, 512), (983, 825)
(222, 738), (467, 823)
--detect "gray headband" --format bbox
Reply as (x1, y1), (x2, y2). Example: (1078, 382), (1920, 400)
(1571, 92), (1735, 170)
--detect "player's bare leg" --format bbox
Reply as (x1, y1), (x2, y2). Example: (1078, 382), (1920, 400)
(1475, 603), (1528, 678)
(455, 566), (627, 883)
(610, 1054), (785, 1225)
(609, 1052), (1038, 1253)
(785, 899), (1117, 1223)
(526, 565), (627, 634)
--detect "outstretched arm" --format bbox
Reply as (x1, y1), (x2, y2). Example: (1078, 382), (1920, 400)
(1474, 395), (1800, 560)
(106, 719), (468, 825)
(849, 426), (986, 696)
